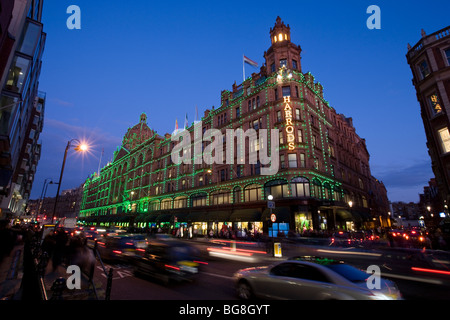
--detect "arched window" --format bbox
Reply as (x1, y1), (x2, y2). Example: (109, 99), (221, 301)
(191, 193), (207, 207)
(149, 200), (160, 211)
(323, 183), (332, 200)
(161, 198), (172, 210)
(173, 196), (188, 209)
(233, 186), (242, 203)
(291, 177), (310, 197)
(264, 180), (289, 199)
(312, 179), (322, 199)
(244, 184), (262, 202)
(211, 189), (231, 205)
(333, 186), (342, 202)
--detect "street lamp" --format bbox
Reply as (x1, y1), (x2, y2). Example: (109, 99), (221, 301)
(51, 139), (89, 224)
(37, 178), (57, 221)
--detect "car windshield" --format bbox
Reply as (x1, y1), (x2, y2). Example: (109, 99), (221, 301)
(324, 264), (368, 283)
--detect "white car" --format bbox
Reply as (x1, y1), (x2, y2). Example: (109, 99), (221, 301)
(234, 256), (402, 300)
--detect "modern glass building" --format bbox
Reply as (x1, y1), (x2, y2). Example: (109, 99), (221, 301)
(80, 18), (390, 236)
(0, 0), (46, 219)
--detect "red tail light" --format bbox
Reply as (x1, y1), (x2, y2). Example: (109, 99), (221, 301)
(165, 264), (180, 271)
(113, 250), (122, 254)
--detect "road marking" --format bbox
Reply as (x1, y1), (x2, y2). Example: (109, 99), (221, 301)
(317, 249), (382, 257)
(202, 272), (233, 280)
(381, 272), (443, 285)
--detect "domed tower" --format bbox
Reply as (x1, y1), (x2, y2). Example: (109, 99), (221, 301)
(264, 17), (302, 74)
(122, 113), (155, 150)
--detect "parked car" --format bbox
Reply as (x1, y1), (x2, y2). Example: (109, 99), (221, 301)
(234, 256), (402, 300)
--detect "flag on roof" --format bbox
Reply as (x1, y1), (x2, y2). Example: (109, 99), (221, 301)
(244, 55), (258, 68)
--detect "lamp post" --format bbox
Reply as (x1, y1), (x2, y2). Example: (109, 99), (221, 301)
(37, 179), (57, 221)
(348, 201), (353, 231)
(51, 139), (88, 224)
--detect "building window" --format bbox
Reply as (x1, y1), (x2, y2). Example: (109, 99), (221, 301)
(291, 177), (310, 197)
(256, 96), (260, 108)
(271, 63), (276, 73)
(5, 56), (31, 93)
(288, 153), (297, 168)
(236, 107), (240, 118)
(280, 59), (287, 68)
(274, 88), (278, 100)
(312, 179), (322, 198)
(265, 180), (289, 199)
(418, 60), (430, 79)
(280, 154), (285, 169)
(292, 60), (298, 70)
(211, 190), (230, 205)
(244, 184), (262, 202)
(191, 193), (207, 207)
(248, 100), (252, 112)
(297, 129), (303, 143)
(233, 187), (241, 203)
(438, 127), (450, 154)
(428, 94), (443, 116)
(161, 198), (172, 210)
(282, 86), (291, 97)
(445, 48), (450, 66)
(295, 108), (300, 120)
(174, 196), (188, 209)
(277, 110), (282, 122)
(299, 153), (306, 167)
(279, 130), (284, 144)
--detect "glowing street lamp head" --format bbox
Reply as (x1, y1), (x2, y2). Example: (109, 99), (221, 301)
(74, 143), (88, 152)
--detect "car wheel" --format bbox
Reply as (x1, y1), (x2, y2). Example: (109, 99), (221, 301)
(237, 280), (254, 300)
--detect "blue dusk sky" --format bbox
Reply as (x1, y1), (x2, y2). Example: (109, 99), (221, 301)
(30, 0), (450, 203)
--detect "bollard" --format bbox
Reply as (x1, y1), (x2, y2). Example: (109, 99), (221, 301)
(50, 277), (66, 300)
(105, 268), (113, 300)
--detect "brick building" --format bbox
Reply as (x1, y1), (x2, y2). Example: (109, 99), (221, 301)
(80, 18), (390, 235)
(406, 25), (450, 211)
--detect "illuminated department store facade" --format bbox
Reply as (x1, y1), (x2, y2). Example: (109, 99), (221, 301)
(79, 17), (390, 235)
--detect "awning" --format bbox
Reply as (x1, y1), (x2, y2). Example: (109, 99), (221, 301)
(229, 209), (262, 222)
(145, 213), (160, 222)
(156, 214), (172, 223)
(336, 210), (362, 222)
(186, 210), (232, 223)
(262, 207), (291, 223)
(173, 212), (189, 223)
(204, 210), (232, 222)
(135, 214), (148, 222)
(186, 211), (206, 222)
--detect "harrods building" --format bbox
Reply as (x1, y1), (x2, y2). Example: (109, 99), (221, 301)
(79, 18), (390, 236)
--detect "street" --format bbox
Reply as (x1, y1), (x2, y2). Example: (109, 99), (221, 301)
(89, 239), (450, 301)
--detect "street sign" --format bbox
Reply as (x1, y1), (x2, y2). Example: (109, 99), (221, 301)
(271, 214), (277, 223)
(268, 201), (275, 209)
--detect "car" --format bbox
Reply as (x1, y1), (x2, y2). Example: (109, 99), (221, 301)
(330, 231), (355, 247)
(234, 256), (402, 300)
(96, 234), (147, 262)
(132, 239), (206, 284)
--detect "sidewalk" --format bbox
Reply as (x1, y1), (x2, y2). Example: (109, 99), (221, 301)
(0, 244), (24, 300)
(41, 258), (105, 300)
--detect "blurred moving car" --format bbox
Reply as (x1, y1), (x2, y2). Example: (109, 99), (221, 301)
(132, 239), (206, 284)
(96, 234), (147, 262)
(234, 256), (402, 300)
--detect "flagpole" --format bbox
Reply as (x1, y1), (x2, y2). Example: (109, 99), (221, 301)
(243, 54), (245, 82)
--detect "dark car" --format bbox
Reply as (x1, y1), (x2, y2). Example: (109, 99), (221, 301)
(97, 234), (147, 262)
(132, 239), (206, 284)
(330, 231), (354, 247)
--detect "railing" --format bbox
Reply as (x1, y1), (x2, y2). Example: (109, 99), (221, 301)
(408, 25), (450, 59)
